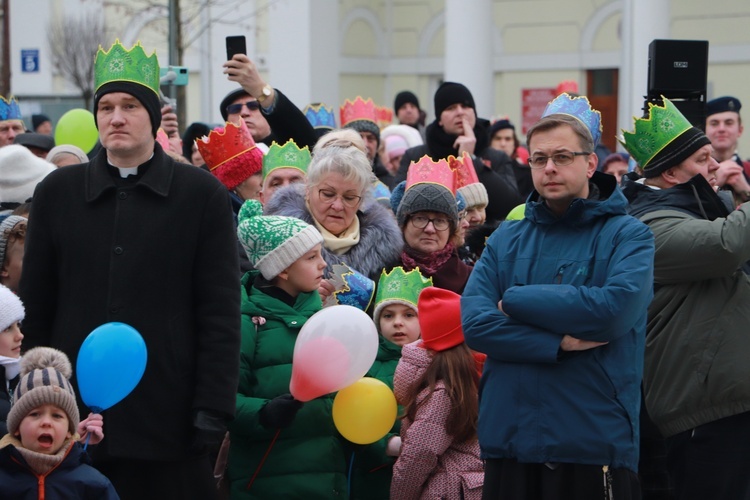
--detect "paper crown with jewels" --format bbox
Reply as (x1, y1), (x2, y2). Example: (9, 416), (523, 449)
(303, 103), (336, 130)
(618, 97), (694, 169)
(94, 40), (160, 96)
(322, 264), (376, 311)
(449, 152), (488, 209)
(405, 155), (456, 193)
(376, 106), (393, 128)
(0, 96), (21, 122)
(196, 120), (263, 190)
(262, 140), (311, 180)
(340, 97), (378, 127)
(542, 92), (602, 146)
(373, 266), (433, 327)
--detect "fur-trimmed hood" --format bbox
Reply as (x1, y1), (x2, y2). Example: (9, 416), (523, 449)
(264, 183), (404, 281)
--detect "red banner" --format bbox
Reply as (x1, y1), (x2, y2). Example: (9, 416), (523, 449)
(522, 88), (557, 134)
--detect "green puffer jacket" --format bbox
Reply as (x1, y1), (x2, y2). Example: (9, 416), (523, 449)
(228, 271), (348, 499)
(349, 336), (403, 500)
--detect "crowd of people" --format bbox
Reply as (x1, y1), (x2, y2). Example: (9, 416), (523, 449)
(0, 37), (747, 500)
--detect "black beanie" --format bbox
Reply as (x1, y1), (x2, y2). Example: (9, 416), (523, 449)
(94, 81), (162, 138)
(394, 91), (420, 112)
(489, 119), (514, 138)
(31, 114), (50, 130)
(181, 122), (211, 160)
(643, 127), (712, 178)
(434, 82), (475, 118)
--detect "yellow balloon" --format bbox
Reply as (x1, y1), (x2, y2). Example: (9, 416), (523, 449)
(333, 377), (398, 445)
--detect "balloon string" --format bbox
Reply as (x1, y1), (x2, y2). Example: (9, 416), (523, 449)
(83, 432), (91, 451)
(246, 428), (281, 490)
(347, 451), (355, 500)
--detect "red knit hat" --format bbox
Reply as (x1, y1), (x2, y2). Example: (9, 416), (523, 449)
(418, 287), (465, 351)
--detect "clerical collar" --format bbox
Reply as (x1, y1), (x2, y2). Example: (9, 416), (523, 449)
(107, 153), (155, 178)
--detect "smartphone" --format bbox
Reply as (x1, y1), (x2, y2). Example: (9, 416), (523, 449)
(226, 35), (246, 61)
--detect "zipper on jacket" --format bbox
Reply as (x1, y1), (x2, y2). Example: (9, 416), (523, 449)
(602, 465), (613, 500)
(555, 263), (572, 284)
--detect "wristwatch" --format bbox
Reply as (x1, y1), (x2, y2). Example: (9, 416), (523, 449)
(256, 84), (272, 104)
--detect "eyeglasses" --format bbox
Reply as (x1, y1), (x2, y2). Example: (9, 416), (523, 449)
(528, 152), (591, 169)
(317, 188), (362, 208)
(226, 100), (261, 115)
(409, 215), (451, 231)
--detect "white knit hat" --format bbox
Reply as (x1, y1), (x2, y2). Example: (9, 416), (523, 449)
(457, 182), (488, 210)
(0, 145), (56, 205)
(7, 347), (80, 435)
(0, 283), (24, 332)
(236, 199), (323, 280)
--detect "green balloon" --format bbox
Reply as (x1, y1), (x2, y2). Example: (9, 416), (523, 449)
(54, 109), (98, 153)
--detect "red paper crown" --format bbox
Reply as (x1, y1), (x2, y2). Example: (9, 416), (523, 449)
(405, 155), (456, 194)
(448, 152), (479, 189)
(376, 106), (393, 128)
(196, 120), (263, 190)
(197, 120), (257, 171)
(340, 97), (377, 127)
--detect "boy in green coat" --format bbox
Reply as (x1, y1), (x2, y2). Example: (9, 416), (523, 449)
(350, 266), (432, 499)
(229, 199), (348, 499)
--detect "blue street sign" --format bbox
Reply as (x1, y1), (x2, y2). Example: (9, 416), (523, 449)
(21, 49), (39, 73)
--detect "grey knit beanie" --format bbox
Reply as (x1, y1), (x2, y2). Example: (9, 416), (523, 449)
(0, 215), (26, 267)
(396, 183), (458, 227)
(7, 347), (80, 436)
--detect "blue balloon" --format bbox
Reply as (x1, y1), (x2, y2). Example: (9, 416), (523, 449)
(76, 322), (147, 413)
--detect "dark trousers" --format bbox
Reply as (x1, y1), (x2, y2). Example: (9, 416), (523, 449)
(665, 411), (750, 500)
(95, 455), (218, 500)
(482, 458), (641, 500)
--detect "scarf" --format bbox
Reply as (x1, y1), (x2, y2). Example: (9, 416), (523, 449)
(2, 434), (75, 475)
(306, 199), (361, 254)
(0, 354), (20, 382)
(425, 119), (490, 161)
(401, 242), (455, 276)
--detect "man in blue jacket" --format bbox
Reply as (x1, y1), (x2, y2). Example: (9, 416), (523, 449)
(461, 93), (654, 499)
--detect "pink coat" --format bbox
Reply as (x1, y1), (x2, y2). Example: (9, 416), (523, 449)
(391, 341), (484, 500)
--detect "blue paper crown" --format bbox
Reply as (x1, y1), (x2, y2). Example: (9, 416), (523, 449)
(0, 96), (22, 121)
(372, 180), (391, 202)
(542, 93), (602, 146)
(304, 103), (336, 129)
(332, 264), (376, 311)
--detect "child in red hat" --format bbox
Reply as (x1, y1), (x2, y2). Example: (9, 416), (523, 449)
(390, 286), (484, 499)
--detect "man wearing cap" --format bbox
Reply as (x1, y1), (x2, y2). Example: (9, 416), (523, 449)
(19, 41), (240, 500)
(221, 54), (317, 150)
(394, 90), (426, 140)
(394, 82), (523, 222)
(462, 94), (654, 498)
(0, 96), (26, 147)
(705, 96), (750, 203)
(13, 132), (55, 158)
(621, 97), (750, 499)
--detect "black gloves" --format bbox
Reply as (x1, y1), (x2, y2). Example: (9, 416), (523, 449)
(258, 394), (303, 429)
(191, 409), (228, 454)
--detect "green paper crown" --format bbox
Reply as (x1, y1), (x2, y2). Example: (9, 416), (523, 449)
(94, 39), (160, 96)
(262, 140), (311, 180)
(619, 97), (693, 169)
(374, 266), (433, 312)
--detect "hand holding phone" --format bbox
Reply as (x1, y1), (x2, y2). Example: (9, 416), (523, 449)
(226, 35), (246, 61)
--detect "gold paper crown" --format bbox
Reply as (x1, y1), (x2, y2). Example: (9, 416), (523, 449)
(405, 155), (456, 193)
(94, 40), (160, 96)
(619, 97), (693, 169)
(340, 97), (378, 127)
(196, 120), (258, 171)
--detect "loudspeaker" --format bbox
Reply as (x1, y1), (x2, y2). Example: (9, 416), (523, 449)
(647, 39), (709, 98)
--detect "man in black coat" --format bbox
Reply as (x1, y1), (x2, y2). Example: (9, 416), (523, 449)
(19, 41), (241, 500)
(394, 82), (523, 222)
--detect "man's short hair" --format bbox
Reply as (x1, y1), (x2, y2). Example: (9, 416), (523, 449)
(526, 114), (594, 153)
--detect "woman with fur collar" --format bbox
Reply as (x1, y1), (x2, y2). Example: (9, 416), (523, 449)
(263, 135), (403, 282)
